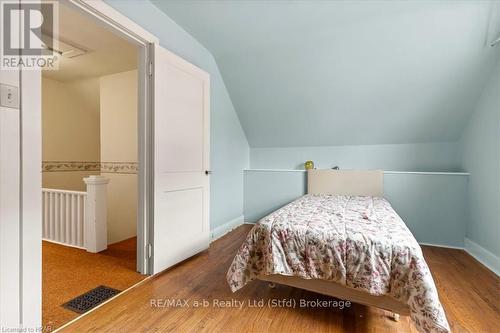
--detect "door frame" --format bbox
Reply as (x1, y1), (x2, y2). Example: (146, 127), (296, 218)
(62, 0), (159, 274)
(3, 0), (162, 328)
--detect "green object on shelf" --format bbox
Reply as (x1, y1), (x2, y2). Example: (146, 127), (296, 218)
(304, 160), (314, 170)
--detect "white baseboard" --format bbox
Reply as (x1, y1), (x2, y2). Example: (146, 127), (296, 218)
(418, 242), (464, 250)
(42, 238), (86, 250)
(210, 215), (244, 242)
(464, 238), (500, 276)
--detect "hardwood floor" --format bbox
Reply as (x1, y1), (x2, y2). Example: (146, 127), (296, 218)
(43, 238), (145, 331)
(59, 225), (499, 333)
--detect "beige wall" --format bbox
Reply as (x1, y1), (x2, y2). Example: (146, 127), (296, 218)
(43, 171), (99, 191)
(100, 70), (138, 163)
(42, 77), (100, 191)
(100, 70), (138, 244)
(42, 70), (138, 245)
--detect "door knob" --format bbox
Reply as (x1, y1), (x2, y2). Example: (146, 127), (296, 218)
(205, 170), (212, 175)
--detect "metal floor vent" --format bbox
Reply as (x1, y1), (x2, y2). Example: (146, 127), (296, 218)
(62, 285), (121, 314)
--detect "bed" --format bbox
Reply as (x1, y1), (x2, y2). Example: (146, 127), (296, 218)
(227, 169), (450, 333)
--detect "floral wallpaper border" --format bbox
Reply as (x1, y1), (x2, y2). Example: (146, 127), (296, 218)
(42, 161), (138, 174)
(100, 162), (138, 174)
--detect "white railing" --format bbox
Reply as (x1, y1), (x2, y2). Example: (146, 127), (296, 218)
(42, 176), (109, 252)
(42, 188), (86, 248)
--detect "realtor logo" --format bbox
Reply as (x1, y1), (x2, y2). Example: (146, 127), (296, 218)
(1, 0), (59, 69)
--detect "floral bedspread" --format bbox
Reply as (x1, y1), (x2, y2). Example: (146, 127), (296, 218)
(227, 194), (450, 333)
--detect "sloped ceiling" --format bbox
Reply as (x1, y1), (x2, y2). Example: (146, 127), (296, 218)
(43, 3), (137, 82)
(153, 0), (500, 147)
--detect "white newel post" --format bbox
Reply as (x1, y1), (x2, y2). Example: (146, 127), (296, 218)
(83, 176), (109, 253)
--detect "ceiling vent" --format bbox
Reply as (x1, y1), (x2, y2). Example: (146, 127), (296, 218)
(42, 34), (88, 58)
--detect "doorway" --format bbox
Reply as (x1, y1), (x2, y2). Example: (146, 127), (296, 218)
(0, 0), (210, 328)
(40, 2), (146, 330)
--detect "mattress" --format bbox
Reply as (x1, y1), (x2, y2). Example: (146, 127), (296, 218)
(227, 194), (450, 333)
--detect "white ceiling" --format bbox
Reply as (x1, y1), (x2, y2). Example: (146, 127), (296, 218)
(155, 0), (500, 147)
(42, 3), (137, 82)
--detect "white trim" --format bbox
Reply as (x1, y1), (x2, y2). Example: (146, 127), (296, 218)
(210, 215), (244, 242)
(244, 169), (469, 176)
(53, 276), (152, 333)
(42, 188), (86, 195)
(244, 169), (307, 173)
(418, 242), (464, 250)
(66, 0), (157, 275)
(384, 171), (469, 176)
(42, 238), (85, 250)
(464, 238), (500, 276)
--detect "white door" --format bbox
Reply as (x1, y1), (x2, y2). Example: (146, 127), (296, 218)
(152, 44), (210, 274)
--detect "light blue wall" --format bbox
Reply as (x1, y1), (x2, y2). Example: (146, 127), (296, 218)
(461, 58), (500, 257)
(244, 170), (467, 247)
(244, 171), (306, 222)
(251, 142), (461, 171)
(383, 173), (467, 247)
(104, 0), (250, 229)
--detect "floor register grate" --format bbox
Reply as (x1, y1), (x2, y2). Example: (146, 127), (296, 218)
(62, 285), (121, 314)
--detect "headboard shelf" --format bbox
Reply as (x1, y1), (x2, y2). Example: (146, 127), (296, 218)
(307, 169), (383, 197)
(244, 169), (469, 176)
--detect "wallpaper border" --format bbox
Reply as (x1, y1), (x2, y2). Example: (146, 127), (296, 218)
(100, 162), (138, 174)
(42, 161), (138, 174)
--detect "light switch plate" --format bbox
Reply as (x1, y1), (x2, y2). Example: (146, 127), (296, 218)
(0, 83), (20, 109)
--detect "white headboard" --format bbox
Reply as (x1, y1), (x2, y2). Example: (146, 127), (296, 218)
(307, 169), (383, 197)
